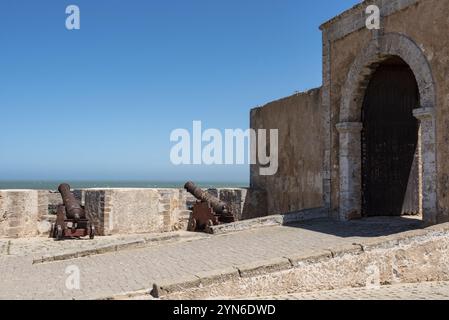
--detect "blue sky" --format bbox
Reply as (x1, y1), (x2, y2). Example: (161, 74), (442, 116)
(0, 0), (359, 183)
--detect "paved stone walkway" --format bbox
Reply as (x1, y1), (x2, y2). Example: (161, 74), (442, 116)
(0, 217), (424, 299)
(0, 231), (206, 261)
(254, 281), (449, 300)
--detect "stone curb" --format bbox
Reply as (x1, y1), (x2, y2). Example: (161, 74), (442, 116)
(32, 240), (146, 264)
(283, 249), (332, 267)
(354, 226), (448, 252)
(208, 216), (282, 235)
(146, 222), (449, 299)
(328, 244), (363, 258)
(208, 208), (328, 235)
(195, 267), (240, 287)
(113, 291), (152, 300)
(151, 275), (202, 298)
(93, 289), (151, 301)
(32, 232), (207, 264)
(356, 230), (427, 252)
(235, 257), (292, 278)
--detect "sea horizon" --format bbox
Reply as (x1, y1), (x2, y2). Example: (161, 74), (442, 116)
(0, 180), (249, 191)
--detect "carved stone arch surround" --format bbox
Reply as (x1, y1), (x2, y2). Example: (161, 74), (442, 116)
(337, 32), (437, 223)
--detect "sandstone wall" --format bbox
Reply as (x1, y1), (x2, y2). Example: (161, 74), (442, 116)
(84, 188), (189, 236)
(250, 88), (325, 216)
(0, 187), (258, 238)
(321, 0), (449, 220)
(0, 190), (39, 238)
(83, 188), (258, 236)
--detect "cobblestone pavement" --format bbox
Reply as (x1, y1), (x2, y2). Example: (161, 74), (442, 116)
(252, 281), (449, 300)
(0, 217), (425, 300)
(0, 231), (206, 261)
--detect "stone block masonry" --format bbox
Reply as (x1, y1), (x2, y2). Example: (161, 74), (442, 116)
(0, 187), (267, 238)
(250, 89), (325, 218)
(84, 188), (190, 236)
(0, 190), (69, 238)
(0, 190), (39, 238)
(84, 188), (263, 236)
(250, 0), (449, 224)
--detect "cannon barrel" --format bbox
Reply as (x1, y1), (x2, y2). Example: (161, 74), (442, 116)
(184, 181), (228, 215)
(58, 183), (85, 220)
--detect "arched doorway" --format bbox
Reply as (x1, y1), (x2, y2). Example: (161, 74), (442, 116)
(336, 33), (437, 223)
(361, 57), (420, 217)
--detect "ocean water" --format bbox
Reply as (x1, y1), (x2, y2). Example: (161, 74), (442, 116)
(0, 180), (249, 190)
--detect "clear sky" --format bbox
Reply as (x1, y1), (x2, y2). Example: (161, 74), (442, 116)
(0, 0), (360, 183)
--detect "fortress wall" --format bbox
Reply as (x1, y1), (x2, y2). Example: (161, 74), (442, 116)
(84, 188), (189, 236)
(0, 187), (258, 238)
(250, 88), (325, 216)
(84, 187), (258, 236)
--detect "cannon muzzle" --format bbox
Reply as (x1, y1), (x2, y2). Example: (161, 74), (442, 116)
(51, 183), (94, 240)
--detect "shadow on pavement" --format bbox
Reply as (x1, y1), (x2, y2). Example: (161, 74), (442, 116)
(284, 216), (426, 238)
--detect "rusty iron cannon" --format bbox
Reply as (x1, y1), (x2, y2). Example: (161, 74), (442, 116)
(184, 181), (235, 232)
(50, 183), (95, 240)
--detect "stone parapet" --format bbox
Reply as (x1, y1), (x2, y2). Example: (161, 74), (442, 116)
(0, 187), (268, 238)
(0, 190), (39, 238)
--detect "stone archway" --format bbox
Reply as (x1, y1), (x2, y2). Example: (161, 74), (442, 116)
(337, 33), (437, 223)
